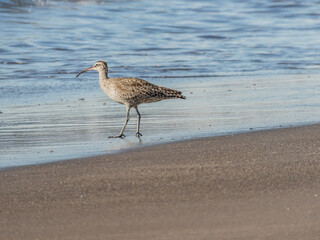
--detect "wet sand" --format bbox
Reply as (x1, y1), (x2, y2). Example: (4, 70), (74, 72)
(1, 124), (320, 240)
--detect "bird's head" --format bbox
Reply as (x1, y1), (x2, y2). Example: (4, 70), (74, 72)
(76, 61), (108, 77)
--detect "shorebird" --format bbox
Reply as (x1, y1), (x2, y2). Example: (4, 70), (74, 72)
(76, 61), (186, 138)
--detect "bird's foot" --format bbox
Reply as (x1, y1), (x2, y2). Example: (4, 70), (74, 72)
(136, 132), (143, 138)
(109, 133), (126, 139)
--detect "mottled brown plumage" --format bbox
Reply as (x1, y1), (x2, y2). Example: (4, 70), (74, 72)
(76, 60), (185, 138)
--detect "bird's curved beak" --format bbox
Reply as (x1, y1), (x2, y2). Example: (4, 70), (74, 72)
(76, 67), (94, 77)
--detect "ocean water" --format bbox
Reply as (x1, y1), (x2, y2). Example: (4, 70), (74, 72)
(1, 0), (320, 168)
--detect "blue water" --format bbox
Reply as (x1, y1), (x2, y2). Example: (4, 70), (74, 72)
(1, 0), (320, 168)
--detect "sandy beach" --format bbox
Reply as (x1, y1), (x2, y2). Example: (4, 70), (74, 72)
(1, 124), (320, 240)
(2, 1), (320, 239)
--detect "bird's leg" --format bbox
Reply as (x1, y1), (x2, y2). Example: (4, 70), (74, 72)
(109, 106), (130, 138)
(134, 106), (142, 137)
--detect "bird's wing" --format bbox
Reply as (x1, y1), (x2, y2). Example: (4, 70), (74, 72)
(112, 78), (183, 104)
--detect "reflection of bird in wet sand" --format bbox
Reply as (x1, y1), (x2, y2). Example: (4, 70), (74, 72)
(76, 61), (186, 138)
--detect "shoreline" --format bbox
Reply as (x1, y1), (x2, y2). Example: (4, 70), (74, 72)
(1, 124), (320, 239)
(2, 73), (320, 169)
(1, 122), (317, 171)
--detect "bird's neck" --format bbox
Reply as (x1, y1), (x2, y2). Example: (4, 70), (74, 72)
(99, 70), (109, 81)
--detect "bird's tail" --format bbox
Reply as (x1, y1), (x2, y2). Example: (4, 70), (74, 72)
(159, 87), (186, 100)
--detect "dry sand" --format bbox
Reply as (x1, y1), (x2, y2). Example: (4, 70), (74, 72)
(1, 124), (320, 240)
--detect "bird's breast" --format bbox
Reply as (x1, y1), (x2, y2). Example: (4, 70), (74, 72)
(99, 79), (125, 104)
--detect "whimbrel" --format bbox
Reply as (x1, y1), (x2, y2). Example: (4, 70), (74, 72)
(76, 61), (186, 138)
